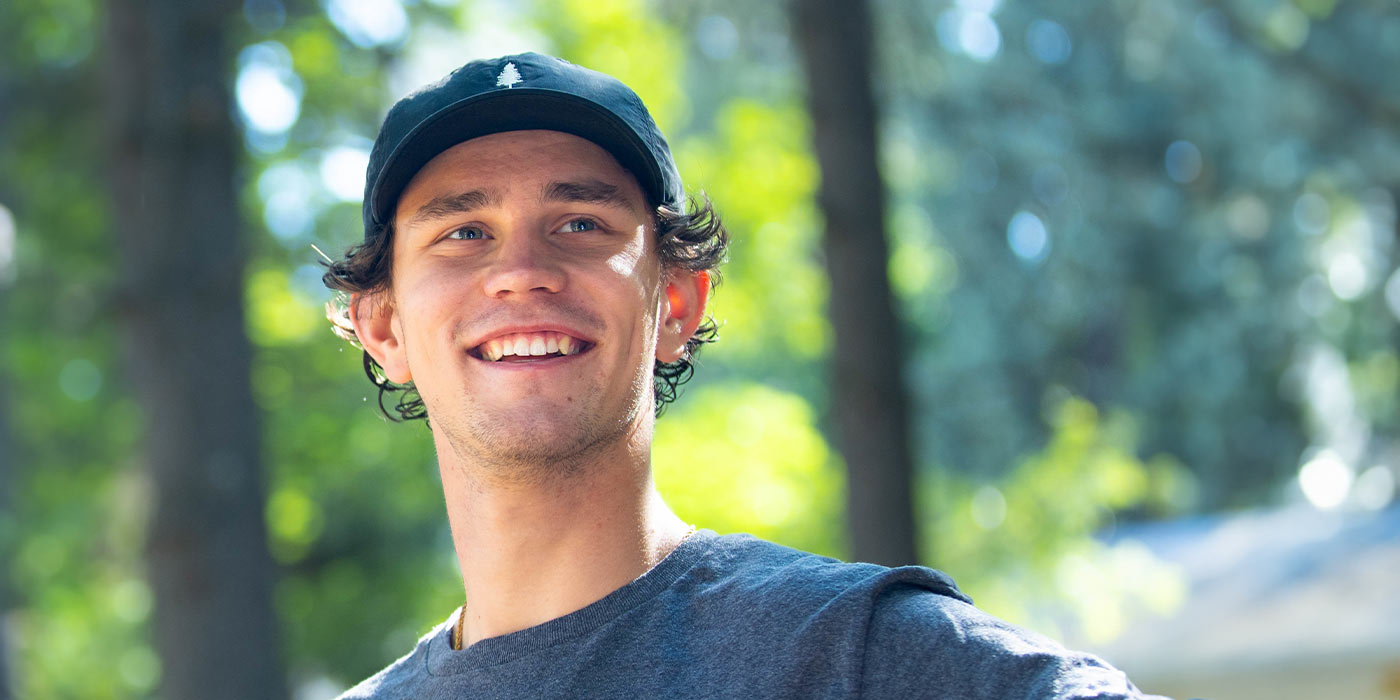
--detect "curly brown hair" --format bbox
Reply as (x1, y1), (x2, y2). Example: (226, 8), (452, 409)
(323, 195), (729, 422)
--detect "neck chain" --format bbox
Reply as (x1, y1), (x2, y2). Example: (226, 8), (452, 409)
(450, 524), (698, 651)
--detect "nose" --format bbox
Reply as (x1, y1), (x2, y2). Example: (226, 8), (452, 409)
(481, 230), (567, 297)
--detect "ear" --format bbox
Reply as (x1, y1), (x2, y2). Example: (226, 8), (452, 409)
(349, 291), (413, 384)
(656, 270), (711, 364)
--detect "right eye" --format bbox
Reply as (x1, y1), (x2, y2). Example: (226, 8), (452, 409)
(447, 226), (486, 241)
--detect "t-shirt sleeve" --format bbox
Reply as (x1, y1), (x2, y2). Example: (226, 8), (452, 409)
(859, 583), (1172, 700)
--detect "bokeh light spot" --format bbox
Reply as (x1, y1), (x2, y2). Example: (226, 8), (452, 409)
(1354, 466), (1395, 511)
(320, 143), (372, 202)
(1298, 449), (1352, 509)
(1226, 194), (1270, 240)
(0, 202), (15, 285)
(938, 9), (1003, 62)
(111, 578), (154, 623)
(1293, 192), (1331, 235)
(325, 0), (407, 48)
(1026, 19), (1072, 64)
(696, 15), (738, 60)
(236, 42), (302, 135)
(1385, 268), (1400, 321)
(1264, 4), (1310, 51)
(59, 359), (102, 401)
(259, 162), (317, 241)
(118, 646), (161, 692)
(970, 485), (1007, 529)
(1007, 211), (1050, 264)
(1326, 252), (1366, 301)
(1164, 140), (1202, 184)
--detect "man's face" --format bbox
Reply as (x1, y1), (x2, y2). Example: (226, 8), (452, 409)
(367, 130), (670, 472)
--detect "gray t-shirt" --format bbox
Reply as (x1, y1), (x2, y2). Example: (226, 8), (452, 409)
(338, 531), (1167, 699)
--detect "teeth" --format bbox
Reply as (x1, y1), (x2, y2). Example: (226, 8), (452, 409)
(483, 340), (503, 361)
(478, 332), (585, 361)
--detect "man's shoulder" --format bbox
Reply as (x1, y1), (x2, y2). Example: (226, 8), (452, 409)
(698, 534), (1168, 699)
(334, 620), (445, 700)
(860, 580), (1169, 699)
(699, 532), (971, 607)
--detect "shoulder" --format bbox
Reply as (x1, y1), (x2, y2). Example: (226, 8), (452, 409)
(335, 620), (444, 700)
(698, 534), (1164, 699)
(862, 585), (1165, 699)
(699, 533), (970, 607)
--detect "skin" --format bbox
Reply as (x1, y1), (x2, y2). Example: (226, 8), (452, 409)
(351, 130), (710, 646)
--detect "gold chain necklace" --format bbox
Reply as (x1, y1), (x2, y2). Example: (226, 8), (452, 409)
(450, 525), (698, 651)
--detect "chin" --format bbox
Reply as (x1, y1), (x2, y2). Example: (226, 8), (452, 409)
(433, 396), (643, 478)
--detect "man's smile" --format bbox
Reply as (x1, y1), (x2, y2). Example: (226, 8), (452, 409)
(470, 330), (595, 362)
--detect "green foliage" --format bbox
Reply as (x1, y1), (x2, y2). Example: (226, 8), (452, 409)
(0, 0), (158, 696)
(874, 0), (1400, 508)
(922, 396), (1190, 643)
(535, 0), (688, 131)
(675, 99), (828, 383)
(655, 383), (845, 558)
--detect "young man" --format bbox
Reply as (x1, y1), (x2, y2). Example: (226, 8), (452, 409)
(325, 52), (1167, 699)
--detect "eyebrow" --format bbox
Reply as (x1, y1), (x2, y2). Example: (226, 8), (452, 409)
(404, 179), (640, 228)
(406, 189), (499, 227)
(542, 180), (640, 214)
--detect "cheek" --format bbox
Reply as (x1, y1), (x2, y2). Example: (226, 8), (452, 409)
(395, 271), (470, 352)
(605, 226), (649, 277)
(603, 233), (663, 309)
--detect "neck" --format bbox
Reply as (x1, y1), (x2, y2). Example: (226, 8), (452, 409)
(434, 425), (690, 648)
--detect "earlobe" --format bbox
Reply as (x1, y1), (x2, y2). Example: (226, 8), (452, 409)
(349, 292), (413, 384)
(656, 270), (711, 364)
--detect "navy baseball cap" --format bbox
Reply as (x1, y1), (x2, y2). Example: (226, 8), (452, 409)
(361, 52), (685, 241)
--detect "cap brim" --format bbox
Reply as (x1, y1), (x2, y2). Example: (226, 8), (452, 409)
(369, 88), (667, 226)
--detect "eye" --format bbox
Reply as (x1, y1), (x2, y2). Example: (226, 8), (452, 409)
(558, 218), (599, 233)
(447, 226), (486, 241)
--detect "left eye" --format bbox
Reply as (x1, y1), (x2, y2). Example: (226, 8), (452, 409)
(559, 219), (598, 233)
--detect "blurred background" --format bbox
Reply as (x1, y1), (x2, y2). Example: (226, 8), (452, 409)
(2, 0), (1399, 698)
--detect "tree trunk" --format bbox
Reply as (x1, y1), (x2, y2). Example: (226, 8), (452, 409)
(101, 2), (287, 698)
(791, 0), (919, 566)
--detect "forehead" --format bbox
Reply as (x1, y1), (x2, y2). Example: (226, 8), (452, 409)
(393, 130), (648, 222)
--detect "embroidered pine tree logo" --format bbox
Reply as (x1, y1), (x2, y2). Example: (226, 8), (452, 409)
(496, 62), (522, 88)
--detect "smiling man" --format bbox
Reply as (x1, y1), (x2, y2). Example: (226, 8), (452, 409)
(324, 53), (1167, 699)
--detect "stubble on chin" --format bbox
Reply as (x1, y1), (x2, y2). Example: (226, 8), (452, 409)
(428, 382), (649, 487)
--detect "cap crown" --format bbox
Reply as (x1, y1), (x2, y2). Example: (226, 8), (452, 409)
(362, 52), (684, 240)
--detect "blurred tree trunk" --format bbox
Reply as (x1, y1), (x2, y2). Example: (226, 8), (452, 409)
(101, 2), (287, 698)
(792, 0), (919, 566)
